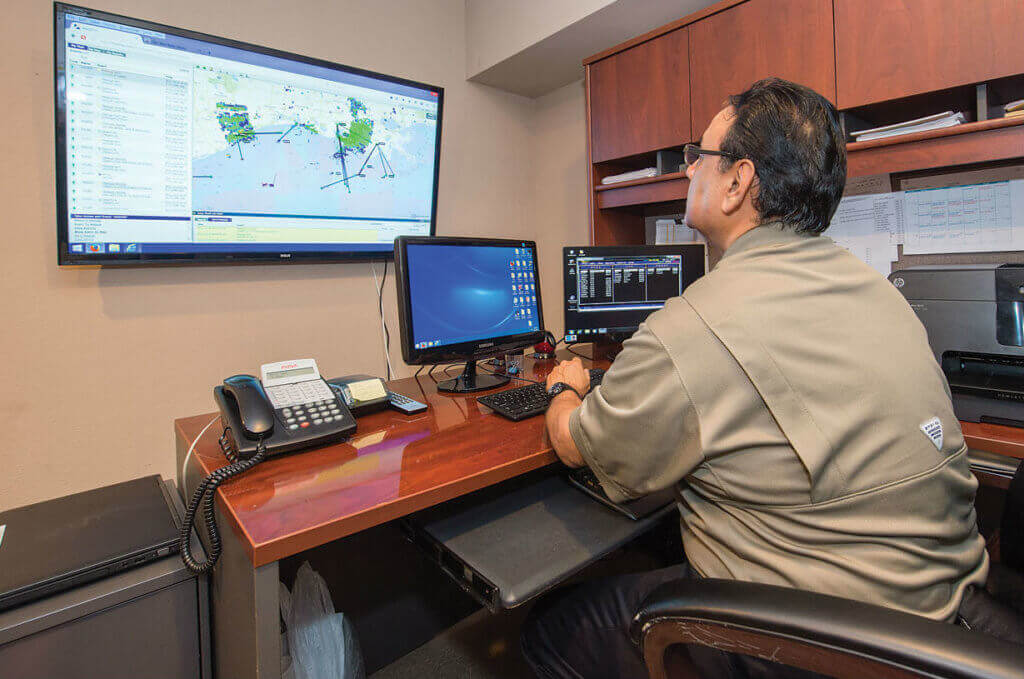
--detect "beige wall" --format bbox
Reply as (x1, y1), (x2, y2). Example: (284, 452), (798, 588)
(531, 80), (590, 337)
(1, 0), (589, 510)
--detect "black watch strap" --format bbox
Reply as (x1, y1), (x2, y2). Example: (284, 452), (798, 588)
(547, 382), (584, 401)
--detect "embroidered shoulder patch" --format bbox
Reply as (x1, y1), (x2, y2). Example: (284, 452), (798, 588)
(920, 417), (943, 451)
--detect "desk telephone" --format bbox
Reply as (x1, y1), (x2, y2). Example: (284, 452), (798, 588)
(216, 359), (357, 460)
(181, 359), (358, 574)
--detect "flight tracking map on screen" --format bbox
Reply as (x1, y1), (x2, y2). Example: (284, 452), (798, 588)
(58, 8), (441, 262)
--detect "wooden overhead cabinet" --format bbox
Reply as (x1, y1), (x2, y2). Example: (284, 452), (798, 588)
(835, 0), (1024, 109)
(687, 0), (837, 135)
(588, 28), (691, 163)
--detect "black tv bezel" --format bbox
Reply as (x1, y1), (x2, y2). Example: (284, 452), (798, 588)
(562, 243), (707, 341)
(394, 236), (545, 366)
(54, 3), (443, 267)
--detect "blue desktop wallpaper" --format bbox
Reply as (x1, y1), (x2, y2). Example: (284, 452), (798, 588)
(406, 244), (540, 348)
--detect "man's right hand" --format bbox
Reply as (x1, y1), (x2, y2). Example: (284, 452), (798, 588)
(547, 357), (591, 397)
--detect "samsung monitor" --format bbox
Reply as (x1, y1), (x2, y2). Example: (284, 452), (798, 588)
(563, 244), (706, 343)
(394, 236), (544, 393)
(55, 4), (442, 265)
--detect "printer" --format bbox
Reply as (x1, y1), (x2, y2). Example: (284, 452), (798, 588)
(891, 264), (1024, 427)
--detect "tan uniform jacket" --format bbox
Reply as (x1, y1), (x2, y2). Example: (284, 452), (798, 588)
(569, 223), (988, 621)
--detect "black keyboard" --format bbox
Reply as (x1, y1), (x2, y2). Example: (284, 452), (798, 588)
(477, 369), (605, 421)
(566, 466), (677, 521)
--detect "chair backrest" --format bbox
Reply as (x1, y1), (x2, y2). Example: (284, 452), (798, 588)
(633, 578), (1024, 679)
(1001, 459), (1024, 571)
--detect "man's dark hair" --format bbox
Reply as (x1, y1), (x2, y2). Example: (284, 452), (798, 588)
(718, 78), (846, 235)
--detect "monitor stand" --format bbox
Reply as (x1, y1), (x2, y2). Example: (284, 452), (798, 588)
(437, 359), (510, 394)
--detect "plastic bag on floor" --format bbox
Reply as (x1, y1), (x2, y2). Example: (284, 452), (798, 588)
(280, 561), (365, 679)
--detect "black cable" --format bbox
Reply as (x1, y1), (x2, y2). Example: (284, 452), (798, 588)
(415, 365), (424, 378)
(478, 363), (546, 386)
(567, 344), (594, 361)
(377, 260), (391, 380)
(427, 361), (461, 383)
(179, 437), (266, 574)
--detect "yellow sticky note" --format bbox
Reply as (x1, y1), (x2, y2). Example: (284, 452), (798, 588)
(348, 378), (387, 402)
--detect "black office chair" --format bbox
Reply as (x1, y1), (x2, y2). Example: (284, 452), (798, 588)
(632, 462), (1024, 679)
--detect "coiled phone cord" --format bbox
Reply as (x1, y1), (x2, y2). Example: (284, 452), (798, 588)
(179, 436), (266, 574)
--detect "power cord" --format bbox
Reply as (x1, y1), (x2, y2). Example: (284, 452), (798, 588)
(478, 363), (546, 386)
(180, 415), (221, 489)
(179, 435), (267, 574)
(371, 260), (394, 380)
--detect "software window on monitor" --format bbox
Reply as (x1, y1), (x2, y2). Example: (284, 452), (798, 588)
(56, 5), (441, 263)
(563, 244), (706, 341)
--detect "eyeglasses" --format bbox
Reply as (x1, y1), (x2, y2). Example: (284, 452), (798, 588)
(683, 143), (742, 167)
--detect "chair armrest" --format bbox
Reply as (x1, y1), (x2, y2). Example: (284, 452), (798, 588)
(631, 578), (1024, 679)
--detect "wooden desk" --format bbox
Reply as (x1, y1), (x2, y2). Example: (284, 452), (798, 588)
(175, 354), (1020, 679)
(962, 421), (1024, 462)
(175, 354), (604, 679)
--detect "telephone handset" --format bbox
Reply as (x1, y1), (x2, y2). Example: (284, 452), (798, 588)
(181, 359), (356, 574)
(220, 375), (275, 438)
(215, 359), (357, 460)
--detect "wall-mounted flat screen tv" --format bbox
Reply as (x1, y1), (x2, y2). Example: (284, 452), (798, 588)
(55, 3), (442, 265)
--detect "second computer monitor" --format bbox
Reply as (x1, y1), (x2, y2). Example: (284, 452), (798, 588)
(563, 244), (706, 343)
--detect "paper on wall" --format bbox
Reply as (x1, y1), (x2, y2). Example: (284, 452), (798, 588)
(827, 174), (901, 276)
(900, 166), (1024, 254)
(655, 219), (705, 244)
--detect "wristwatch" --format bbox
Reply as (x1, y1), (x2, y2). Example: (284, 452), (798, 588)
(547, 382), (584, 401)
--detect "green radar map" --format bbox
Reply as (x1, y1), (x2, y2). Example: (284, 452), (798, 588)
(191, 69), (436, 218)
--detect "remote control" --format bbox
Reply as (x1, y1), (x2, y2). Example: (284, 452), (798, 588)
(388, 391), (427, 414)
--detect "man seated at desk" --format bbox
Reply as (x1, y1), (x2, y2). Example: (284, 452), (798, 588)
(523, 78), (1021, 679)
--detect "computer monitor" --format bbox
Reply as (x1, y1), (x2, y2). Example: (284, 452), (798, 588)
(395, 236), (544, 393)
(563, 244), (706, 343)
(55, 3), (442, 266)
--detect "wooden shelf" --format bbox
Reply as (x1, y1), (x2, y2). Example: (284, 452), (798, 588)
(595, 171), (688, 209)
(590, 118), (1024, 211)
(961, 420), (1024, 461)
(847, 117), (1024, 177)
(594, 171), (686, 191)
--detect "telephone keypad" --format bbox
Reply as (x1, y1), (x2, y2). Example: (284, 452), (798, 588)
(266, 378), (348, 435)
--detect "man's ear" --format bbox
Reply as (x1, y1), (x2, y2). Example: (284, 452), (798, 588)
(720, 159), (757, 215)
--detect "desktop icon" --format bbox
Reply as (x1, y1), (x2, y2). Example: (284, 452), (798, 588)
(107, 243), (121, 253)
(70, 244), (84, 253)
(88, 243), (103, 253)
(125, 243), (138, 253)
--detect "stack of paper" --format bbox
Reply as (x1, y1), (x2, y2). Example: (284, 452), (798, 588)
(654, 219), (704, 245)
(601, 167), (657, 185)
(851, 111), (965, 142)
(1005, 99), (1024, 119)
